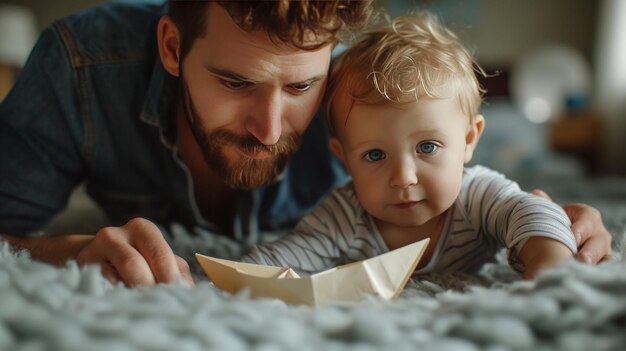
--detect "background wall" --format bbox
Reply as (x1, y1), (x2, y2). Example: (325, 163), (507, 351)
(385, 0), (598, 68)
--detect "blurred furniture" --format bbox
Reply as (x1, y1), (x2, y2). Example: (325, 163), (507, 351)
(549, 110), (604, 174)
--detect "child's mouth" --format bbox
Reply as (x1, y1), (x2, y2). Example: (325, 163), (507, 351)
(394, 201), (419, 209)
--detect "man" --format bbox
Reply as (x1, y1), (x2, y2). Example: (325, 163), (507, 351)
(0, 1), (612, 287)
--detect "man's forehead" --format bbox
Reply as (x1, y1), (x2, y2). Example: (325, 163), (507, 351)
(195, 4), (332, 83)
(200, 34), (332, 80)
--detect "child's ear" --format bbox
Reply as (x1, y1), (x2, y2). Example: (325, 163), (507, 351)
(329, 137), (346, 165)
(157, 16), (181, 77)
(464, 114), (485, 163)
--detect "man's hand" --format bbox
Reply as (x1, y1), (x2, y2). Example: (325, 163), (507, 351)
(76, 218), (194, 287)
(1, 217), (194, 287)
(531, 189), (613, 264)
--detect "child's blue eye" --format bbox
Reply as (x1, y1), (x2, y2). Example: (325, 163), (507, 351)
(417, 142), (438, 154)
(364, 149), (386, 162)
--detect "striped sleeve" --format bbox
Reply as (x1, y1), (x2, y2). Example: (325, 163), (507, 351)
(460, 166), (578, 272)
(240, 185), (364, 275)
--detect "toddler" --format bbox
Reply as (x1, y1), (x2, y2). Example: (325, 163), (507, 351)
(242, 12), (577, 279)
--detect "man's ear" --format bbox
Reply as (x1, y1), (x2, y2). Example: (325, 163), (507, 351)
(464, 114), (485, 163)
(329, 137), (346, 165)
(157, 16), (181, 77)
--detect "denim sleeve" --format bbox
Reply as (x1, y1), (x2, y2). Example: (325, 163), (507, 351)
(0, 25), (86, 236)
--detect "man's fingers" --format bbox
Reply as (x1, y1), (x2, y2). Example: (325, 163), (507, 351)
(77, 230), (155, 286)
(125, 218), (180, 284)
(100, 262), (121, 284)
(567, 205), (589, 244)
(176, 256), (195, 287)
(600, 253), (615, 262)
(94, 226), (156, 286)
(576, 236), (606, 264)
(576, 230), (613, 264)
(76, 218), (190, 287)
(563, 204), (613, 250)
(562, 203), (613, 264)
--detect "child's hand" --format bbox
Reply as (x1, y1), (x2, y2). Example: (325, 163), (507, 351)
(518, 236), (575, 279)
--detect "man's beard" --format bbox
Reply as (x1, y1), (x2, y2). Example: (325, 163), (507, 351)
(180, 77), (301, 190)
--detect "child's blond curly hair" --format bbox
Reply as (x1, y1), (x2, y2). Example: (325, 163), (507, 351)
(325, 12), (485, 136)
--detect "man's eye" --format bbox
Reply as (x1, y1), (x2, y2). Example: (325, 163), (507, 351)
(364, 149), (386, 162)
(417, 142), (438, 154)
(290, 83), (313, 92)
(221, 79), (250, 90)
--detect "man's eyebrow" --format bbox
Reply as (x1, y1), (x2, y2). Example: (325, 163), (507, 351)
(205, 64), (326, 85)
(204, 65), (255, 83)
(294, 75), (327, 85)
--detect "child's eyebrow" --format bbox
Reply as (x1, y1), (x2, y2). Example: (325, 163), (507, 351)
(410, 129), (449, 139)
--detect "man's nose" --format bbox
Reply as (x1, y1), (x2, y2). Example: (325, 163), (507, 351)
(246, 89), (283, 146)
(390, 158), (418, 188)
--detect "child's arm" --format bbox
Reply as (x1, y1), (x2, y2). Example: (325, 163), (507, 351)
(518, 236), (575, 279)
(461, 166), (578, 277)
(241, 210), (339, 274)
(240, 184), (380, 274)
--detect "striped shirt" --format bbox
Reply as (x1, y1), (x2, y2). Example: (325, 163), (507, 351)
(242, 166), (577, 275)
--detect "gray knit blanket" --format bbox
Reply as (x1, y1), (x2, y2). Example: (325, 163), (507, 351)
(1, 223), (625, 351)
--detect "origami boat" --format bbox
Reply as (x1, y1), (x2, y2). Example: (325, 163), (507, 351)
(195, 238), (429, 306)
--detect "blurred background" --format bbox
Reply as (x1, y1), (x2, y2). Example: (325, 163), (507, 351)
(1, 0), (625, 235)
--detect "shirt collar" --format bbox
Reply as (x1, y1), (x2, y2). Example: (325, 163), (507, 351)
(139, 60), (179, 148)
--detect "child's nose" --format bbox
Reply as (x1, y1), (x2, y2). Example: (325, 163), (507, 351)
(390, 159), (418, 188)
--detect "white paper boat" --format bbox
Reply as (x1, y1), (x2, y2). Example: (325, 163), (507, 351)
(195, 238), (429, 306)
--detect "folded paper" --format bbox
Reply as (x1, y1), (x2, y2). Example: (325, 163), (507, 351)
(195, 238), (429, 306)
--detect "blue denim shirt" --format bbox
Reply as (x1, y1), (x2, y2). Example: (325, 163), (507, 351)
(0, 2), (349, 243)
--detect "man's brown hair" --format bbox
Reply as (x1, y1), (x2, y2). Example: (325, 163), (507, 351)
(168, 0), (374, 59)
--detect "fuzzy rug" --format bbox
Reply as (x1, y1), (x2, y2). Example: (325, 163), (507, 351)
(1, 225), (626, 351)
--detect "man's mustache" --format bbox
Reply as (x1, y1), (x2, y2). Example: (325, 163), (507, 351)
(209, 129), (301, 156)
